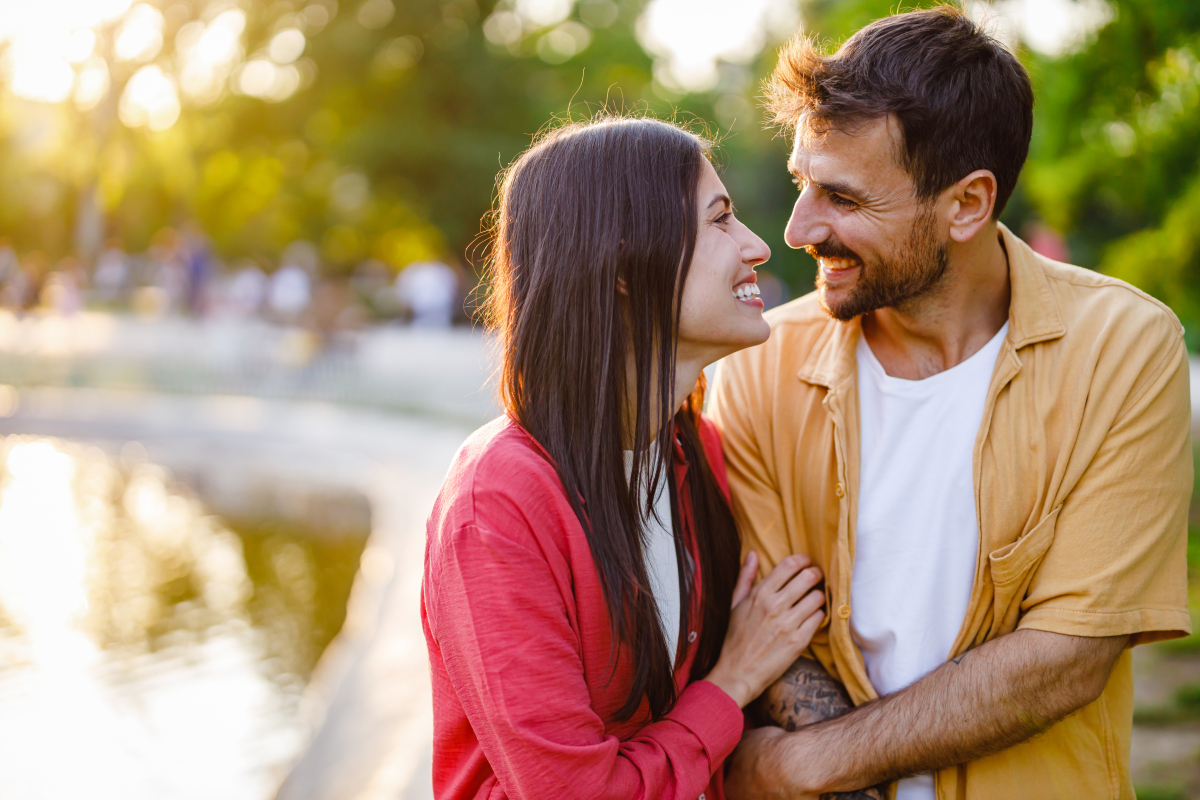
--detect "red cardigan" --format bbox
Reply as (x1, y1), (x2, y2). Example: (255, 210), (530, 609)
(421, 416), (744, 800)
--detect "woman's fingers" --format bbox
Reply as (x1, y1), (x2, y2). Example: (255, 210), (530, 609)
(776, 565), (822, 608)
(792, 606), (825, 646)
(787, 588), (825, 624)
(731, 551), (758, 609)
(757, 553), (812, 595)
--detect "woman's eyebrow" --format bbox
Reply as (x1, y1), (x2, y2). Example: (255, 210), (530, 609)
(706, 193), (731, 211)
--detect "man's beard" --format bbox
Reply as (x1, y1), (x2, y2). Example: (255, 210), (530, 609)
(811, 204), (949, 322)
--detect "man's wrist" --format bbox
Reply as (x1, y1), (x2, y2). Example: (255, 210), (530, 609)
(774, 724), (842, 794)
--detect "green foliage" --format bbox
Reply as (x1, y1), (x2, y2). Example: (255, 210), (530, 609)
(8, 0), (1200, 314)
(1022, 2), (1200, 343)
(0, 0), (829, 291)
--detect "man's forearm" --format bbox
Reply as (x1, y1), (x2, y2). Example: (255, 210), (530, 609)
(751, 656), (854, 731)
(750, 658), (883, 800)
(737, 630), (1128, 795)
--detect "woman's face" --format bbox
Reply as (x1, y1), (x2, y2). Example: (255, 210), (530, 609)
(677, 160), (772, 366)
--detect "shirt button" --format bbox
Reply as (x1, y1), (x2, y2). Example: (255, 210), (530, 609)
(688, 631), (697, 643)
(838, 605), (851, 619)
(834, 483), (844, 497)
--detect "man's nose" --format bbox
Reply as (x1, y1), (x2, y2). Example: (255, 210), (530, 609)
(784, 193), (831, 250)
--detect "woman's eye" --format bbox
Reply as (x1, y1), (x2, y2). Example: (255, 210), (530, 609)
(715, 212), (732, 225)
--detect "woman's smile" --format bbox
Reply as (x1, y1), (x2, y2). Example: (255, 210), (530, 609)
(732, 279), (764, 308)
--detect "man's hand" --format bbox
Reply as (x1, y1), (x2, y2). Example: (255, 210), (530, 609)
(742, 658), (884, 800)
(729, 630), (1129, 797)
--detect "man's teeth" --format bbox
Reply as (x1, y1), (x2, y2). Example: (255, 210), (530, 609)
(732, 283), (761, 300)
(819, 257), (858, 271)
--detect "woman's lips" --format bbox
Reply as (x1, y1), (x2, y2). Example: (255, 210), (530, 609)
(732, 281), (763, 309)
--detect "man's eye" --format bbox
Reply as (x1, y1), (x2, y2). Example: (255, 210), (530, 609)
(830, 194), (857, 209)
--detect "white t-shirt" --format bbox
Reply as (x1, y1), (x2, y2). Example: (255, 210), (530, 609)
(852, 323), (1008, 800)
(625, 452), (681, 660)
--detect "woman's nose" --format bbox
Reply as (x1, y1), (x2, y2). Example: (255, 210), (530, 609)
(739, 224), (771, 267)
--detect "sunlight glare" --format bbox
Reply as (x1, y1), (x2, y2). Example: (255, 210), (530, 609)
(114, 4), (165, 63)
(269, 28), (307, 64)
(176, 9), (246, 105)
(236, 58), (301, 102)
(75, 58), (111, 110)
(65, 28), (96, 63)
(0, 437), (299, 799)
(0, 441), (89, 639)
(119, 64), (181, 130)
(638, 0), (796, 92)
(7, 46), (75, 103)
(0, 0), (129, 103)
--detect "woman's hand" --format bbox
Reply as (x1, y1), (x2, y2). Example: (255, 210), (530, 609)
(705, 551), (825, 708)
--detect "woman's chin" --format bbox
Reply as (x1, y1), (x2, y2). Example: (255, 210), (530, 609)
(692, 324), (772, 366)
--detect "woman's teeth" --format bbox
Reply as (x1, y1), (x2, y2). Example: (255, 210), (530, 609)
(732, 283), (761, 301)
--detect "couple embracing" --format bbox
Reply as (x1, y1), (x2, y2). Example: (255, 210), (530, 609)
(421, 7), (1192, 800)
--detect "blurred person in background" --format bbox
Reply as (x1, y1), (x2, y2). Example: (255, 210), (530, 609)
(0, 239), (17, 288)
(268, 263), (313, 323)
(268, 240), (320, 324)
(8, 252), (48, 312)
(91, 239), (130, 307)
(711, 8), (1192, 800)
(395, 259), (459, 327)
(422, 116), (827, 800)
(40, 257), (86, 316)
(222, 260), (270, 319)
(181, 222), (215, 316)
(149, 228), (189, 314)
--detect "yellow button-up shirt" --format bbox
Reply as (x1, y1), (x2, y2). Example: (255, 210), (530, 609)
(709, 224), (1193, 799)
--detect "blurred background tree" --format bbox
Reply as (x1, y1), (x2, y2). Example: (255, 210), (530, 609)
(0, 0), (1196, 333)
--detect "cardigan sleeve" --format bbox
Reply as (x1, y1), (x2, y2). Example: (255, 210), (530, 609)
(427, 514), (744, 800)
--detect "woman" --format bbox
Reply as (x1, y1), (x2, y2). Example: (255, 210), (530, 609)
(421, 116), (826, 800)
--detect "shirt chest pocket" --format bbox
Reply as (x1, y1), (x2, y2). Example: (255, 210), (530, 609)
(986, 505), (1062, 638)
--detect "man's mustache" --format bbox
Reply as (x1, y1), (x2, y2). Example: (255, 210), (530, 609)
(805, 241), (862, 262)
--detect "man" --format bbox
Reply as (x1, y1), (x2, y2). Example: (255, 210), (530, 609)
(708, 7), (1192, 800)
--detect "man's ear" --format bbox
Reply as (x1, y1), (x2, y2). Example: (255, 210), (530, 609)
(947, 169), (998, 243)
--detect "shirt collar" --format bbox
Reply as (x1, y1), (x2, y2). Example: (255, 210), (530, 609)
(797, 222), (1065, 389)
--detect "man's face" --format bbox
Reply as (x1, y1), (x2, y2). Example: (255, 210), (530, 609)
(784, 116), (948, 321)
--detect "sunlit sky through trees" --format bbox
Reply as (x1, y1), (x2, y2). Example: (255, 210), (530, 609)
(0, 0), (1183, 312)
(0, 0), (1109, 133)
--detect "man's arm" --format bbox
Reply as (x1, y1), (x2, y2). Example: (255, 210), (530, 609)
(750, 656), (853, 732)
(748, 659), (884, 800)
(727, 629), (1129, 798)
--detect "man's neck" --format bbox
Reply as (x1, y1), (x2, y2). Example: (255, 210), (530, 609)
(861, 226), (1011, 380)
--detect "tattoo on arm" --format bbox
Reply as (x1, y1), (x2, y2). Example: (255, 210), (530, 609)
(751, 656), (854, 732)
(751, 658), (885, 800)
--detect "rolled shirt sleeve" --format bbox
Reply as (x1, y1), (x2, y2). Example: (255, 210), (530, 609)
(1017, 331), (1193, 644)
(428, 516), (744, 800)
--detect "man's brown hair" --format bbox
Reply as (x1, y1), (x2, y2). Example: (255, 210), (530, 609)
(766, 6), (1033, 216)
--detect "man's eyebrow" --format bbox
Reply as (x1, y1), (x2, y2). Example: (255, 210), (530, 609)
(788, 167), (867, 200)
(706, 193), (731, 211)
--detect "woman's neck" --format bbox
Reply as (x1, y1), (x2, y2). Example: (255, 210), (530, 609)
(621, 349), (706, 449)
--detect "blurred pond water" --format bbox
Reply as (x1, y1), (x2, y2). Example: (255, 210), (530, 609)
(0, 435), (368, 799)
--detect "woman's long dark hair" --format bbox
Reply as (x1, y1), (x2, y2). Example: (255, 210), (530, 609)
(483, 116), (742, 721)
